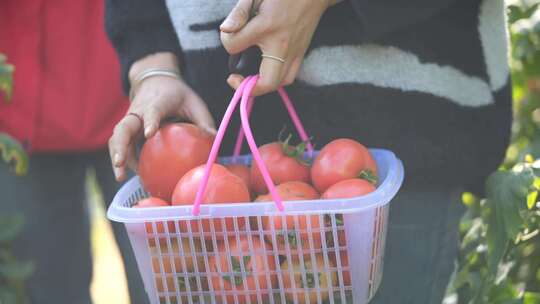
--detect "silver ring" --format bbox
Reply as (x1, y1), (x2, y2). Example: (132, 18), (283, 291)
(261, 54), (285, 63)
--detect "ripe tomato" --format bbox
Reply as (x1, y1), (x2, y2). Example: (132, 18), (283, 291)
(225, 164), (251, 192)
(209, 236), (277, 303)
(327, 248), (351, 287)
(324, 214), (347, 246)
(281, 255), (337, 304)
(255, 181), (319, 202)
(151, 237), (203, 274)
(152, 237), (208, 293)
(172, 164), (250, 238)
(250, 141), (310, 194)
(311, 138), (378, 193)
(321, 178), (376, 199)
(133, 197), (176, 237)
(134, 197), (170, 208)
(256, 182), (323, 251)
(139, 123), (214, 201)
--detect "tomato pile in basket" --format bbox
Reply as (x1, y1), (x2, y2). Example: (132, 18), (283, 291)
(132, 123), (378, 303)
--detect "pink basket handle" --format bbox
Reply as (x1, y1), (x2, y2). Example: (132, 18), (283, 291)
(192, 78), (250, 216)
(232, 87), (313, 158)
(193, 75), (311, 215)
(239, 76), (285, 211)
(232, 97), (254, 159)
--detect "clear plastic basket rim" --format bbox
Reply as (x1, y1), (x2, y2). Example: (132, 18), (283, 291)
(107, 149), (404, 223)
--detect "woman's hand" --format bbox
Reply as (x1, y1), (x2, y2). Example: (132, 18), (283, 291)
(220, 0), (339, 96)
(109, 52), (216, 181)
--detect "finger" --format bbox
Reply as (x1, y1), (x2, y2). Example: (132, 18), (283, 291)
(252, 48), (288, 96)
(227, 74), (245, 90)
(220, 0), (253, 33)
(109, 115), (142, 179)
(281, 57), (302, 86)
(108, 140), (125, 181)
(141, 107), (163, 138)
(182, 93), (217, 135)
(220, 14), (268, 54)
(125, 143), (138, 173)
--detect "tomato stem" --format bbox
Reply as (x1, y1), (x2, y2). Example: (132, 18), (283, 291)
(358, 169), (378, 185)
(280, 134), (310, 166)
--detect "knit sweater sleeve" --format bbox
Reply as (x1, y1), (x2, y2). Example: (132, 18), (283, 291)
(104, 0), (182, 94)
(346, 0), (458, 41)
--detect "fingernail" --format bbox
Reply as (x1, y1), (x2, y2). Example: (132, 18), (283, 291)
(206, 127), (217, 135)
(144, 126), (152, 138)
(114, 153), (122, 166)
(113, 167), (121, 180)
(220, 18), (236, 29)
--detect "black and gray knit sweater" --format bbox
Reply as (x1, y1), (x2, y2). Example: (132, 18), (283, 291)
(105, 0), (512, 193)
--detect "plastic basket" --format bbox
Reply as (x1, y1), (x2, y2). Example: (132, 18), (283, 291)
(107, 76), (404, 304)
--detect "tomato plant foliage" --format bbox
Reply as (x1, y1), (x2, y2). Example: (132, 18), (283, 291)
(447, 2), (540, 303)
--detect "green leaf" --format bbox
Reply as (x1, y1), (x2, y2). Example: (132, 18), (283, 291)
(524, 292), (540, 304)
(177, 276), (198, 291)
(0, 53), (14, 101)
(304, 272), (316, 289)
(224, 256), (250, 287)
(485, 166), (534, 242)
(0, 214), (25, 243)
(480, 166), (536, 298)
(449, 264), (471, 292)
(243, 256), (251, 271)
(469, 271), (484, 304)
(486, 204), (509, 278)
(336, 214), (344, 226)
(231, 256), (244, 273)
(278, 230), (300, 249)
(222, 272), (244, 287)
(0, 133), (29, 176)
(488, 280), (521, 302)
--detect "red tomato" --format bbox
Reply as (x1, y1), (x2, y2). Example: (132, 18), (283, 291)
(172, 164), (250, 238)
(152, 238), (208, 293)
(134, 197), (170, 208)
(311, 138), (378, 193)
(250, 142), (310, 194)
(256, 182), (323, 251)
(321, 178), (376, 199)
(255, 181), (319, 202)
(281, 255), (338, 304)
(209, 236), (277, 303)
(330, 250), (351, 286)
(225, 164), (251, 191)
(138, 123), (214, 201)
(133, 197), (176, 236)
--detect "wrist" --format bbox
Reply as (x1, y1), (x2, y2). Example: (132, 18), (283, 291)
(128, 52), (180, 85)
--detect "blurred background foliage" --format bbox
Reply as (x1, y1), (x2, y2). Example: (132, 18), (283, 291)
(0, 56), (33, 303)
(445, 1), (540, 303)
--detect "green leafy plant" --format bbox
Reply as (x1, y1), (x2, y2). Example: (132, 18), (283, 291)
(0, 54), (33, 304)
(0, 215), (34, 304)
(446, 2), (540, 303)
(0, 54), (13, 101)
(0, 54), (28, 176)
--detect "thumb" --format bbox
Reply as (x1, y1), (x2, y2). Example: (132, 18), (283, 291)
(220, 0), (254, 33)
(183, 93), (217, 135)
